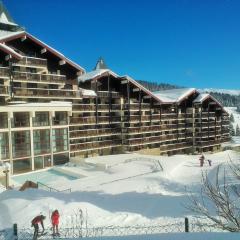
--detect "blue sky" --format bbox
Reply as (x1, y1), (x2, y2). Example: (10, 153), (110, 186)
(5, 0), (240, 89)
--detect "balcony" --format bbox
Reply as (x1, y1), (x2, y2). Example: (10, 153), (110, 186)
(13, 71), (66, 84)
(97, 91), (120, 98)
(160, 142), (191, 152)
(13, 87), (82, 99)
(70, 139), (122, 152)
(0, 67), (9, 78)
(72, 104), (95, 112)
(195, 112), (216, 118)
(195, 140), (221, 147)
(12, 56), (47, 68)
(0, 85), (9, 96)
(70, 128), (120, 139)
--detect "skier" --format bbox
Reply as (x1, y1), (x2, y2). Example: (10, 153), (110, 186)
(207, 159), (212, 166)
(51, 210), (60, 236)
(31, 214), (46, 239)
(199, 154), (205, 167)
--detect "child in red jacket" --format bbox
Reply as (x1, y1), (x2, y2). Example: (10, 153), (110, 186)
(51, 210), (60, 236)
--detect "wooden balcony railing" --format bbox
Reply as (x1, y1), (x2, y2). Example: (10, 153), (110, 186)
(97, 91), (120, 98)
(13, 71), (66, 84)
(195, 112), (216, 118)
(195, 140), (221, 147)
(70, 139), (122, 152)
(160, 142), (191, 152)
(13, 87), (81, 99)
(72, 104), (95, 111)
(0, 67), (9, 77)
(70, 128), (121, 138)
(0, 85), (9, 95)
(12, 56), (47, 68)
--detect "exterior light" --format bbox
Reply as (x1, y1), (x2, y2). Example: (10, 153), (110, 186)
(3, 162), (10, 189)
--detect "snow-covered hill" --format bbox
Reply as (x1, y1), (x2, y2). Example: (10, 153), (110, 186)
(202, 88), (240, 96)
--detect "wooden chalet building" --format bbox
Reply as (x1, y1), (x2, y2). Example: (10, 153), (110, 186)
(0, 3), (229, 174)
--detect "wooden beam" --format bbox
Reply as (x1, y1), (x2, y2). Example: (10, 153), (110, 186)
(41, 48), (47, 54)
(59, 60), (66, 65)
(133, 88), (140, 92)
(121, 80), (128, 84)
(5, 54), (11, 61)
(21, 35), (27, 41)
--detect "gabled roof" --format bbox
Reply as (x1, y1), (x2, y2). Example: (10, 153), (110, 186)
(193, 93), (223, 106)
(78, 69), (118, 82)
(0, 31), (85, 72)
(153, 88), (197, 104)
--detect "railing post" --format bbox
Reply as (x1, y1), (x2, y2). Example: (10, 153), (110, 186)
(185, 217), (189, 232)
(13, 223), (18, 239)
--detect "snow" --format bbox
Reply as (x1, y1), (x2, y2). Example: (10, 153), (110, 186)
(0, 150), (239, 237)
(153, 88), (196, 103)
(202, 88), (240, 96)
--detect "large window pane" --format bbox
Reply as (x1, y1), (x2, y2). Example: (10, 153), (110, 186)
(0, 113), (8, 129)
(33, 129), (50, 155)
(34, 156), (43, 170)
(12, 131), (31, 158)
(0, 132), (9, 160)
(11, 112), (30, 128)
(33, 112), (49, 127)
(53, 112), (68, 125)
(53, 153), (69, 165)
(52, 128), (68, 152)
(13, 158), (31, 174)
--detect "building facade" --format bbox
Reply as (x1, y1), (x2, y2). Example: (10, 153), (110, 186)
(0, 3), (229, 174)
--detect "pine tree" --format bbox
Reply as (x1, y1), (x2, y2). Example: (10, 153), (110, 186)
(230, 113), (235, 122)
(229, 123), (235, 136)
(236, 124), (240, 136)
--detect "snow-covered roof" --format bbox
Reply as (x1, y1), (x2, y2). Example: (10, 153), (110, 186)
(153, 88), (196, 103)
(78, 69), (119, 83)
(80, 88), (97, 97)
(0, 30), (24, 41)
(193, 93), (210, 103)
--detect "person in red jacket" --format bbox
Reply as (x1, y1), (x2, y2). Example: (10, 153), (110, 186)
(31, 215), (46, 239)
(51, 210), (60, 236)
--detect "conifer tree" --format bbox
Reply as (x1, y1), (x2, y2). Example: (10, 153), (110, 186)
(236, 124), (240, 136)
(230, 113), (235, 122)
(229, 123), (235, 136)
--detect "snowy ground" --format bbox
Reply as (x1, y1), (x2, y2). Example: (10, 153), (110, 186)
(0, 150), (239, 237)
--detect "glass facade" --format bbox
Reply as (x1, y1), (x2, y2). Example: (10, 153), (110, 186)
(33, 112), (49, 127)
(12, 131), (31, 158)
(34, 156), (44, 170)
(11, 112), (30, 128)
(13, 158), (31, 174)
(0, 112), (8, 129)
(33, 129), (50, 155)
(0, 132), (9, 160)
(53, 153), (69, 165)
(52, 128), (68, 152)
(53, 112), (68, 125)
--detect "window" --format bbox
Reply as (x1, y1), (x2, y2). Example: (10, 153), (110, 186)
(0, 132), (9, 159)
(12, 131), (31, 158)
(33, 129), (50, 155)
(52, 128), (68, 153)
(53, 112), (68, 125)
(13, 158), (31, 174)
(33, 112), (49, 127)
(11, 112), (30, 128)
(0, 113), (8, 129)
